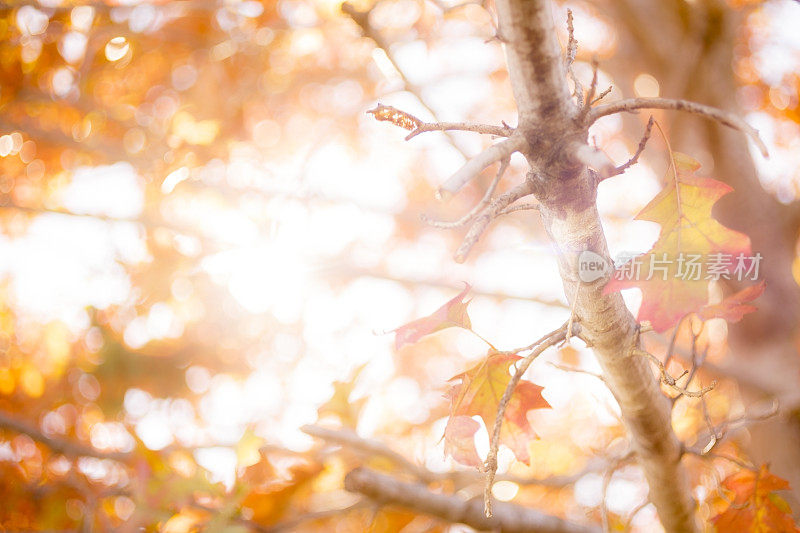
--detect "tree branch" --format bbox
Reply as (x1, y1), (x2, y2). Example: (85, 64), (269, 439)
(587, 97), (768, 158)
(423, 158), (510, 229)
(344, 467), (598, 533)
(453, 176), (534, 262)
(0, 410), (131, 462)
(438, 135), (526, 197)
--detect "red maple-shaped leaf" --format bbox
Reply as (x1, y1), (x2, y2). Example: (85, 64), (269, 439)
(443, 353), (550, 467)
(699, 281), (766, 323)
(712, 464), (799, 532)
(393, 284), (472, 350)
(605, 152), (753, 332)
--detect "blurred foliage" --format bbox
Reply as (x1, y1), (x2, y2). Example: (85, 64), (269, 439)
(0, 0), (798, 531)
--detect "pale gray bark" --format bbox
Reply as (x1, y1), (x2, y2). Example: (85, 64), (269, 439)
(493, 0), (699, 530)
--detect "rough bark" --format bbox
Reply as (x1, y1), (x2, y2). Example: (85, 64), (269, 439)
(494, 0), (699, 530)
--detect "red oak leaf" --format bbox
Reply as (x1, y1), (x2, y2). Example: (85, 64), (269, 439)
(443, 353), (550, 467)
(393, 284), (472, 350)
(605, 152), (753, 332)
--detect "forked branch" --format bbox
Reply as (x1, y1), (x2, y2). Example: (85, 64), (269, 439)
(484, 323), (576, 517)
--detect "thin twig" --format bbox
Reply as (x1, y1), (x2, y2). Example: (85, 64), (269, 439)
(587, 97), (769, 158)
(582, 57), (599, 115)
(422, 158), (510, 229)
(0, 410), (131, 462)
(591, 86), (613, 105)
(623, 501), (651, 532)
(346, 467), (598, 533)
(548, 362), (605, 382)
(301, 425), (436, 483)
(684, 447), (757, 471)
(484, 323), (577, 517)
(695, 399), (780, 454)
(454, 177), (534, 263)
(632, 349), (716, 398)
(603, 116), (654, 180)
(406, 120), (513, 140)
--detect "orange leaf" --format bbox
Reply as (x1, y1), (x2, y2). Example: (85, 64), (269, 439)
(367, 104), (422, 131)
(699, 281), (766, 323)
(712, 465), (799, 532)
(605, 153), (753, 332)
(444, 353), (550, 466)
(393, 284), (472, 350)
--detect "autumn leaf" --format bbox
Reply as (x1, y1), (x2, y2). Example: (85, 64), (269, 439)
(317, 363), (367, 428)
(605, 152), (753, 332)
(444, 353), (550, 467)
(393, 284), (472, 350)
(699, 281), (766, 323)
(712, 464), (799, 532)
(240, 451), (323, 527)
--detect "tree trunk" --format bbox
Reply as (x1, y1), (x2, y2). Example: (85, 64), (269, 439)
(495, 1), (699, 530)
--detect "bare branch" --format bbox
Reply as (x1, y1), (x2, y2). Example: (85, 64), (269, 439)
(423, 158), (510, 229)
(0, 410), (131, 462)
(602, 116), (655, 180)
(591, 86), (613, 106)
(484, 323), (575, 517)
(454, 176), (534, 263)
(301, 424), (437, 483)
(632, 348), (716, 398)
(582, 57), (599, 115)
(406, 120), (513, 140)
(345, 467), (597, 533)
(438, 135), (526, 197)
(695, 399), (780, 454)
(548, 361), (605, 383)
(587, 97), (769, 158)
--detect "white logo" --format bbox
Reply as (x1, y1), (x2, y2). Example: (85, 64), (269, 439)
(578, 250), (611, 283)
